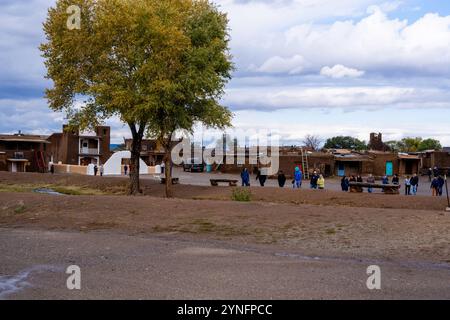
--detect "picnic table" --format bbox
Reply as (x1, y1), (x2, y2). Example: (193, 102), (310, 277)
(210, 179), (238, 187)
(348, 182), (400, 194)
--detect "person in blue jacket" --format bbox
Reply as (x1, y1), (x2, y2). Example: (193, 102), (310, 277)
(293, 167), (303, 189)
(241, 168), (250, 187)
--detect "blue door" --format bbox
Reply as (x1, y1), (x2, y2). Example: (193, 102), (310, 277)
(386, 161), (393, 176)
(338, 163), (345, 177)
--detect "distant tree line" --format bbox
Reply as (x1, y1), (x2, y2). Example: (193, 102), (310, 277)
(323, 136), (368, 151)
(385, 138), (442, 152)
(319, 135), (442, 152)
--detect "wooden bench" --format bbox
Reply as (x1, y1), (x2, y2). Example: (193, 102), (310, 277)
(349, 182), (400, 194)
(160, 177), (179, 185)
(210, 179), (238, 187)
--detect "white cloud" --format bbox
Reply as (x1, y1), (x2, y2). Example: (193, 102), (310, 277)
(256, 55), (306, 74)
(320, 64), (365, 78)
(369, 1), (403, 14)
(289, 9), (450, 75)
(2, 0), (450, 145)
(229, 108), (450, 146)
(231, 5), (450, 77)
(225, 85), (450, 111)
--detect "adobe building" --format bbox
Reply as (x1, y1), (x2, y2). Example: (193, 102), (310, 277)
(333, 150), (374, 177)
(48, 125), (111, 165)
(0, 132), (50, 172)
(419, 150), (450, 173)
(218, 147), (264, 174)
(368, 132), (390, 151)
(367, 151), (420, 176)
(124, 139), (166, 166)
(278, 149), (335, 177)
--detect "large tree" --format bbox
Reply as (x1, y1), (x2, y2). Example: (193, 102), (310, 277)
(418, 138), (442, 151)
(146, 0), (233, 198)
(41, 0), (233, 195)
(324, 136), (367, 151)
(399, 137), (422, 152)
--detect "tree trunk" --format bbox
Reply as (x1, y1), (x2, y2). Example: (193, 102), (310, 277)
(164, 150), (174, 198)
(129, 124), (144, 195)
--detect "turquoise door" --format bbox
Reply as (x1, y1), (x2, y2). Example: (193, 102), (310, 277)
(338, 163), (345, 177)
(386, 161), (393, 176)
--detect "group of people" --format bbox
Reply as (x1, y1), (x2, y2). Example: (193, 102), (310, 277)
(93, 164), (104, 176)
(241, 167), (326, 190)
(340, 175), (364, 192)
(340, 171), (446, 196)
(431, 175), (446, 197)
(239, 168), (267, 187)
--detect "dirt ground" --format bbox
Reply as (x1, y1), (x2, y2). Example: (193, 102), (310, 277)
(0, 172), (449, 264)
(0, 172), (448, 211)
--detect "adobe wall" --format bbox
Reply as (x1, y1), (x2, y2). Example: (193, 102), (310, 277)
(0, 153), (7, 171)
(432, 152), (450, 168)
(368, 152), (398, 176)
(96, 126), (111, 165)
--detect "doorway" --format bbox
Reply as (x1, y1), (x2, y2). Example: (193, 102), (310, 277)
(386, 161), (393, 176)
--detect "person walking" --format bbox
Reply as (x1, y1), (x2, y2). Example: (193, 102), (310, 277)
(277, 170), (286, 188)
(241, 168), (250, 187)
(310, 171), (319, 189)
(256, 169), (267, 187)
(293, 167), (303, 189)
(431, 177), (439, 196)
(433, 166), (439, 177)
(410, 174), (419, 195)
(317, 174), (325, 190)
(124, 164), (128, 176)
(94, 164), (98, 176)
(341, 176), (349, 192)
(428, 168), (433, 182)
(367, 174), (375, 193)
(404, 176), (411, 195)
(99, 164), (104, 177)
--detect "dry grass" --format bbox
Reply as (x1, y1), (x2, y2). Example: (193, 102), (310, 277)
(0, 183), (109, 196)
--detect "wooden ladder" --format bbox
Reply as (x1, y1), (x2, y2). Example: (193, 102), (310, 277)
(35, 151), (47, 173)
(301, 148), (310, 179)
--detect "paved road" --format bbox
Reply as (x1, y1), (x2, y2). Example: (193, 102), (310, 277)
(144, 168), (440, 197)
(1, 228), (449, 299)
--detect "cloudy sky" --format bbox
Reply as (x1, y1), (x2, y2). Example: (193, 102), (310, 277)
(1, 0), (450, 145)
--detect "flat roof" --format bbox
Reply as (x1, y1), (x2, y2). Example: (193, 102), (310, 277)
(398, 154), (420, 160)
(334, 155), (373, 162)
(0, 135), (50, 144)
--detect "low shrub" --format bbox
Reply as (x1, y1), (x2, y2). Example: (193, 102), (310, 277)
(231, 188), (252, 202)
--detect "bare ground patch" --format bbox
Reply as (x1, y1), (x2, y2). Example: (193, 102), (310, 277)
(0, 191), (449, 264)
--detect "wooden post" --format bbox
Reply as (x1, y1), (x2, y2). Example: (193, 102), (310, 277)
(445, 174), (450, 212)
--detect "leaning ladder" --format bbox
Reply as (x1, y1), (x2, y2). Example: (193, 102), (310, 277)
(301, 148), (310, 179)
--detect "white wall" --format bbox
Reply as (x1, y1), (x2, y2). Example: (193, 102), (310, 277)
(103, 151), (148, 176)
